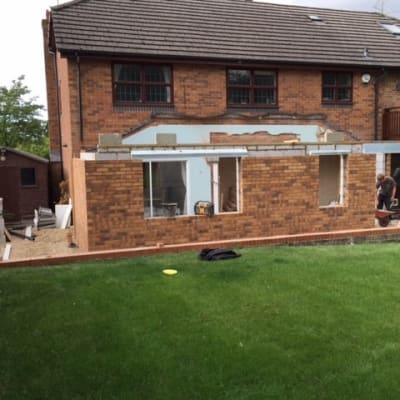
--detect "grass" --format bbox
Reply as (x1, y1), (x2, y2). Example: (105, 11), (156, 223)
(1, 243), (400, 399)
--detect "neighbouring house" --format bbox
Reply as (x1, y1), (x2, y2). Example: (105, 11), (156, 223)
(43, 0), (400, 252)
(0, 147), (49, 223)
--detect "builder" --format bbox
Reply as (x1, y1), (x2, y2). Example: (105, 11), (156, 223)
(376, 174), (397, 210)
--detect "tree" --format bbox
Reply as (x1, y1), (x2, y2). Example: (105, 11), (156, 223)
(0, 76), (48, 158)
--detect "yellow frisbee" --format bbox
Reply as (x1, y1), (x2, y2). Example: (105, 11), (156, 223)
(162, 269), (178, 276)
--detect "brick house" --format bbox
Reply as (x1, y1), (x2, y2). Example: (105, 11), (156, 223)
(0, 147), (49, 222)
(43, 0), (400, 251)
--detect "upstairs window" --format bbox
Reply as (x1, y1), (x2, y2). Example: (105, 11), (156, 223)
(113, 63), (172, 105)
(227, 69), (277, 107)
(322, 72), (352, 104)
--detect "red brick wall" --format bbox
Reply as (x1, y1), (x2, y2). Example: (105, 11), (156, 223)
(72, 154), (376, 252)
(52, 58), (384, 160)
(377, 71), (400, 139)
(211, 132), (300, 144)
(174, 64), (226, 117)
(279, 69), (375, 140)
(42, 18), (60, 160)
(71, 158), (89, 251)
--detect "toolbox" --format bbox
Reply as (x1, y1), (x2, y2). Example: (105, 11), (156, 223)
(194, 201), (214, 217)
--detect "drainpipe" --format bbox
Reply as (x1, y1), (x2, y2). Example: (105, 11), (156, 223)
(52, 51), (64, 181)
(374, 68), (385, 141)
(76, 52), (84, 143)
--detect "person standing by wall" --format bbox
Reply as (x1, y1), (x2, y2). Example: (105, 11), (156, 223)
(376, 173), (397, 210)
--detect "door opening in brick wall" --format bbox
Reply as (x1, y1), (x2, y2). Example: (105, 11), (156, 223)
(143, 161), (187, 217)
(218, 157), (240, 213)
(390, 154), (400, 202)
(319, 155), (347, 207)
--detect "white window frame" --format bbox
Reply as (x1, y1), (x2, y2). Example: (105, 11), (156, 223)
(143, 159), (189, 218)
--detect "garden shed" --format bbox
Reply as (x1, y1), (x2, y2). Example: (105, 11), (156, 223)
(0, 147), (49, 222)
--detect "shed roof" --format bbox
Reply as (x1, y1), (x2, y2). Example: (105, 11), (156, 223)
(1, 147), (49, 164)
(50, 0), (400, 67)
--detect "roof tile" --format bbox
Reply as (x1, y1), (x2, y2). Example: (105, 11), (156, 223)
(51, 0), (400, 67)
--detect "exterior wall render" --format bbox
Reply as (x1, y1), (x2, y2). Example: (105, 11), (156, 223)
(72, 154), (376, 252)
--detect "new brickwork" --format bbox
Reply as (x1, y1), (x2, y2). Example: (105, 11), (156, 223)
(72, 154), (376, 252)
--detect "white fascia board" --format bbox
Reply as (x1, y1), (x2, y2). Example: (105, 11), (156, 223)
(363, 143), (400, 154)
(131, 148), (248, 160)
(308, 149), (351, 156)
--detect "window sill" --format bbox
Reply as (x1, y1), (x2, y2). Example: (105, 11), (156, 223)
(144, 214), (187, 219)
(319, 204), (345, 209)
(321, 103), (353, 108)
(227, 105), (278, 110)
(114, 104), (175, 113)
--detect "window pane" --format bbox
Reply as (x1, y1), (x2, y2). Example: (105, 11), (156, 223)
(115, 84), (141, 101)
(21, 168), (36, 186)
(337, 88), (351, 101)
(322, 87), (334, 101)
(146, 86), (171, 103)
(143, 163), (151, 217)
(254, 88), (275, 104)
(228, 70), (251, 85)
(144, 161), (187, 217)
(114, 64), (140, 82)
(323, 73), (335, 85)
(254, 71), (275, 86)
(145, 66), (171, 83)
(228, 88), (250, 104)
(336, 73), (351, 86)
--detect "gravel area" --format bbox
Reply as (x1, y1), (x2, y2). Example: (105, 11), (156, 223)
(1, 227), (81, 261)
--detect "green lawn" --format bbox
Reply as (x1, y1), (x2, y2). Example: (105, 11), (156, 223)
(1, 244), (400, 399)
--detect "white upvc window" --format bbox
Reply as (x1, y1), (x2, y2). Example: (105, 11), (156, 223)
(143, 161), (187, 217)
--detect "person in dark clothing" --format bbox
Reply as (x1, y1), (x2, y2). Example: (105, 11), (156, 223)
(376, 173), (397, 210)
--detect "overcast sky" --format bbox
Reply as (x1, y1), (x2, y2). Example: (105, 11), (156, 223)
(1, 0), (400, 118)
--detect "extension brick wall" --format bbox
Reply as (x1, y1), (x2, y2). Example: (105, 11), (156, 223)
(72, 154), (376, 252)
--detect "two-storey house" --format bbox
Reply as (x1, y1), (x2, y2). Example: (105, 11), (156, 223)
(43, 0), (400, 251)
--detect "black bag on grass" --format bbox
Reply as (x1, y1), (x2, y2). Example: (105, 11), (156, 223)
(199, 248), (241, 261)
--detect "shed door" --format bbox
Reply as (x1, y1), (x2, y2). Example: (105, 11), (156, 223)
(0, 167), (20, 221)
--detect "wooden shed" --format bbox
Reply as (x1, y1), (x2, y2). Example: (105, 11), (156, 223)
(0, 147), (49, 222)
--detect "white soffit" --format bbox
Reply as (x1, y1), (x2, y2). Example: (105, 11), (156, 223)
(308, 149), (351, 156)
(131, 148), (248, 160)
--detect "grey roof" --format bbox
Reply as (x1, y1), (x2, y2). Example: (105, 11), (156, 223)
(2, 147), (49, 163)
(50, 0), (400, 67)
